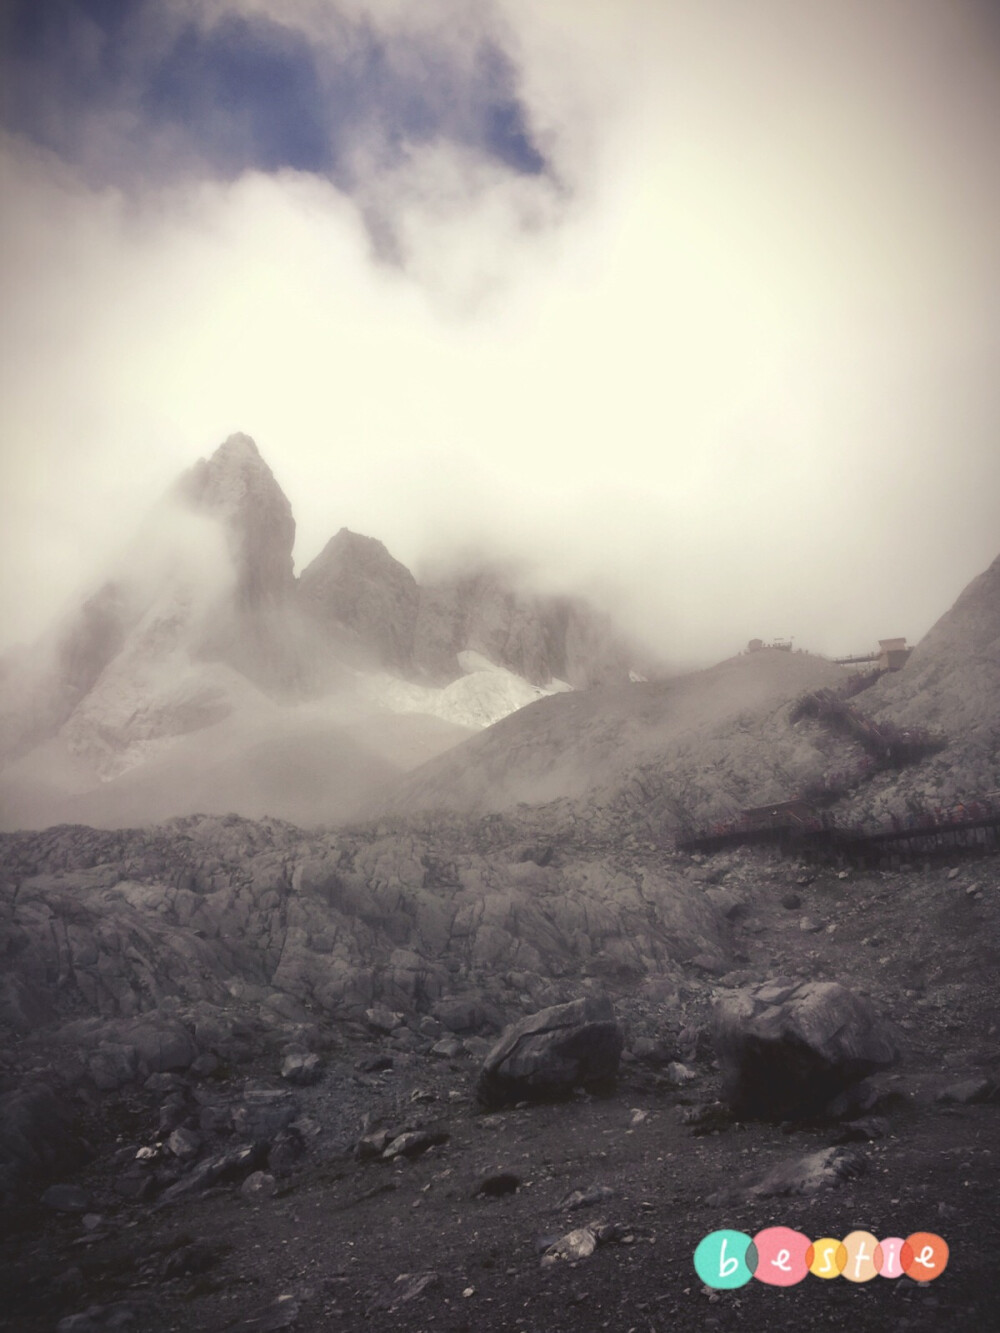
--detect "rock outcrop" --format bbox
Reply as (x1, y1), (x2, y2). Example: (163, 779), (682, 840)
(173, 433), (295, 611)
(712, 978), (900, 1119)
(412, 569), (631, 688)
(298, 529), (419, 671)
(476, 995), (625, 1107)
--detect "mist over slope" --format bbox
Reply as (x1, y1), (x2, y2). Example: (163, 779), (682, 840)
(837, 550), (1000, 821)
(389, 552), (1000, 831)
(0, 435), (644, 831)
(387, 649), (851, 822)
(863, 550), (1000, 742)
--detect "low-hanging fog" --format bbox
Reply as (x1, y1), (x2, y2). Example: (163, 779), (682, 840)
(2, 0), (999, 670)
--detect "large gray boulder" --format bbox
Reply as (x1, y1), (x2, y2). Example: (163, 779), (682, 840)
(476, 996), (624, 1108)
(713, 979), (900, 1120)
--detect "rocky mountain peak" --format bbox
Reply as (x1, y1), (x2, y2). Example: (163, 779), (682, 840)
(298, 528), (419, 671)
(174, 434), (295, 608)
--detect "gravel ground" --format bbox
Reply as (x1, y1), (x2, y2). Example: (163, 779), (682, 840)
(3, 843), (997, 1333)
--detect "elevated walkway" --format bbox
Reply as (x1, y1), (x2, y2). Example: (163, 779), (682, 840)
(675, 802), (1000, 868)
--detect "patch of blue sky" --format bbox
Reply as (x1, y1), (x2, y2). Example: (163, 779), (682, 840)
(0, 0), (551, 187)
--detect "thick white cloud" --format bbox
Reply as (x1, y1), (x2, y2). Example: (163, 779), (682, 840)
(2, 0), (999, 666)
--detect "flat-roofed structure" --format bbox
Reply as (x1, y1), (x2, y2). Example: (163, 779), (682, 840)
(878, 638), (911, 671)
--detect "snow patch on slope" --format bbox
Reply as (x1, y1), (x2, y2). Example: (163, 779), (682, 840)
(362, 650), (572, 731)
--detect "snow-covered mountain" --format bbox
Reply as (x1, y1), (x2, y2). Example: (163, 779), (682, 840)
(0, 434), (643, 829)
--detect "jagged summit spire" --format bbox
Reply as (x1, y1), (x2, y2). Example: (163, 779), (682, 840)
(213, 432), (261, 461)
(174, 434), (295, 610)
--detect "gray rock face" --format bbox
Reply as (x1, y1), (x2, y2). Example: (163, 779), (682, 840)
(174, 434), (295, 611)
(476, 996), (625, 1108)
(296, 540), (636, 688)
(412, 569), (632, 688)
(0, 582), (133, 763)
(173, 434), (306, 693)
(298, 529), (419, 670)
(713, 979), (900, 1120)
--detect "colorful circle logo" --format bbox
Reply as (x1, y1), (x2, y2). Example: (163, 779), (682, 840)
(841, 1231), (880, 1283)
(752, 1227), (811, 1287)
(875, 1237), (906, 1280)
(806, 1237), (846, 1279)
(693, 1230), (755, 1289)
(902, 1232), (949, 1281)
(695, 1228), (949, 1288)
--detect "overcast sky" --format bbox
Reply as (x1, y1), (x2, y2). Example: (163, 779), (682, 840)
(2, 0), (999, 667)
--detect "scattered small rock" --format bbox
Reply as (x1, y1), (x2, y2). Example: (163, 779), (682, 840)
(157, 1142), (266, 1205)
(356, 1130), (393, 1160)
(267, 1127), (305, 1176)
(748, 1146), (868, 1197)
(159, 1240), (218, 1279)
(835, 1116), (890, 1143)
(630, 1036), (676, 1066)
(365, 1007), (405, 1035)
(540, 1221), (619, 1266)
(57, 1304), (138, 1331)
(540, 1226), (598, 1265)
(679, 1103), (734, 1135)
(382, 1129), (449, 1160)
(555, 1184), (616, 1211)
(166, 1127), (201, 1160)
(430, 1037), (464, 1059)
(144, 1072), (186, 1094)
(355, 1054), (393, 1074)
(665, 1062), (697, 1086)
(379, 1272), (439, 1310)
(936, 1077), (996, 1105)
(239, 1295), (300, 1330)
(281, 1052), (322, 1086)
(241, 1170), (277, 1200)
